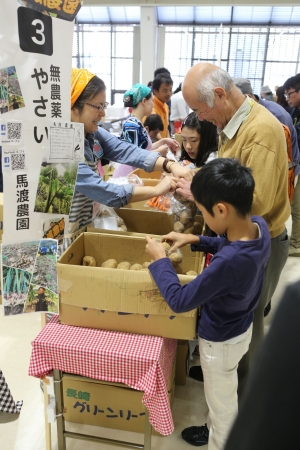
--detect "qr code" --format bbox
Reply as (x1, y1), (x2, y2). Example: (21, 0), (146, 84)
(7, 122), (22, 141)
(11, 153), (26, 171)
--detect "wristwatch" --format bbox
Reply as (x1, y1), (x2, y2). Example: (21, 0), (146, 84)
(163, 158), (172, 173)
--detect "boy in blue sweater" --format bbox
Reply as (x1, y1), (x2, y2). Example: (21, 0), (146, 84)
(145, 158), (271, 450)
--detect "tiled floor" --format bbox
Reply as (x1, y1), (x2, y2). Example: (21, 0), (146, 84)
(1, 218), (300, 450)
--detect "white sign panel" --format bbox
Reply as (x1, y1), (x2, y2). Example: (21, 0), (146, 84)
(0, 1), (74, 244)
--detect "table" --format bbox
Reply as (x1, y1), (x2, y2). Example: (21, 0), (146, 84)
(29, 316), (177, 449)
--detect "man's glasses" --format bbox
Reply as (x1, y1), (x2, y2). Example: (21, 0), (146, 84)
(284, 90), (298, 99)
(85, 102), (109, 112)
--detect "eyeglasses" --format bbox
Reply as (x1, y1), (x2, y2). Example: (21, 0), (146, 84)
(85, 102), (109, 112)
(284, 90), (298, 99)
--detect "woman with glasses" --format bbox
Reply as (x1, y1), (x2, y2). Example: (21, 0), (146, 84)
(69, 69), (192, 241)
(180, 112), (218, 168)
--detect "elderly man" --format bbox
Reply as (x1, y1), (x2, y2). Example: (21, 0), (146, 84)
(180, 63), (290, 449)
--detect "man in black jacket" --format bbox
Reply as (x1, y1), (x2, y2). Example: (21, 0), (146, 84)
(224, 280), (300, 450)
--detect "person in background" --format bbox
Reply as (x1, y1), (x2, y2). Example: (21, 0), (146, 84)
(180, 112), (218, 168)
(143, 114), (164, 143)
(151, 73), (173, 138)
(276, 86), (293, 113)
(283, 73), (300, 257)
(153, 67), (172, 135)
(68, 69), (192, 246)
(170, 83), (190, 134)
(113, 83), (179, 178)
(223, 280), (300, 450)
(145, 158), (271, 449)
(154, 67), (170, 78)
(260, 85), (275, 101)
(182, 63), (290, 400)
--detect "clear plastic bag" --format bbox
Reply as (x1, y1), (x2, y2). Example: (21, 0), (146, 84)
(170, 191), (198, 233)
(107, 174), (144, 186)
(92, 203), (127, 232)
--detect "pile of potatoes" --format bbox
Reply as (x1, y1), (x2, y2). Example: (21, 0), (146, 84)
(82, 243), (197, 276)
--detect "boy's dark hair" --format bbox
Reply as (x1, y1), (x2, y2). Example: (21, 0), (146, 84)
(143, 114), (164, 131)
(152, 73), (173, 92)
(191, 158), (255, 217)
(73, 76), (106, 112)
(180, 113), (218, 167)
(154, 67), (170, 77)
(283, 73), (300, 93)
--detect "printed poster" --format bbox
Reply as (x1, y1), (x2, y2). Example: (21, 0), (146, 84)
(2, 239), (59, 315)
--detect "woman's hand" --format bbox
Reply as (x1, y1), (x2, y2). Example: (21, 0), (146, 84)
(161, 232), (200, 253)
(154, 176), (177, 197)
(161, 138), (179, 153)
(153, 138), (179, 154)
(176, 178), (194, 201)
(155, 144), (169, 157)
(170, 164), (194, 181)
(145, 236), (166, 261)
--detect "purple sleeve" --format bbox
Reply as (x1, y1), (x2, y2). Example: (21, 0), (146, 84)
(191, 235), (225, 254)
(148, 255), (232, 313)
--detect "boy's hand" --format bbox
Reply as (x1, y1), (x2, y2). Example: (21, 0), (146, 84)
(145, 236), (166, 261)
(154, 176), (177, 197)
(161, 232), (200, 253)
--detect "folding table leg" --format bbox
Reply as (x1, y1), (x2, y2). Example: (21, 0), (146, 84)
(144, 409), (152, 450)
(53, 370), (66, 450)
(43, 381), (52, 450)
(41, 313), (52, 450)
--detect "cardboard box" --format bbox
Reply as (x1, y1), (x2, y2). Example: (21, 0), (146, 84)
(58, 232), (201, 339)
(101, 164), (115, 181)
(62, 358), (175, 435)
(175, 340), (189, 386)
(127, 168), (161, 186)
(116, 208), (175, 235)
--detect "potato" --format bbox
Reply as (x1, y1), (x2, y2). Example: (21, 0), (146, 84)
(142, 261), (151, 268)
(101, 259), (118, 268)
(192, 222), (204, 235)
(174, 221), (185, 233)
(179, 210), (191, 225)
(169, 252), (183, 265)
(174, 265), (183, 274)
(186, 271), (198, 277)
(117, 261), (131, 270)
(130, 263), (143, 271)
(162, 242), (171, 250)
(82, 256), (96, 267)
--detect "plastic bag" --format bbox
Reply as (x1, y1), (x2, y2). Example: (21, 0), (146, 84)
(92, 203), (127, 232)
(107, 174), (144, 186)
(170, 191), (198, 233)
(145, 192), (172, 212)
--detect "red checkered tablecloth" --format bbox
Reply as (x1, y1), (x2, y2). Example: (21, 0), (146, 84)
(28, 316), (177, 435)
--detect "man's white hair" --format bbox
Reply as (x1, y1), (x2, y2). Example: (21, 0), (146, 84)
(196, 67), (233, 108)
